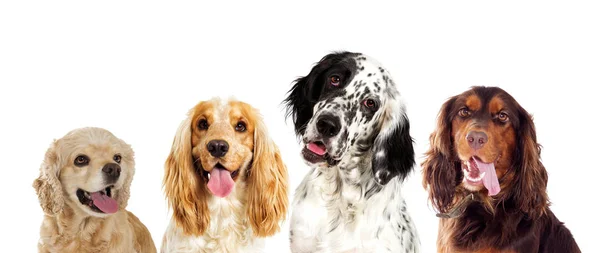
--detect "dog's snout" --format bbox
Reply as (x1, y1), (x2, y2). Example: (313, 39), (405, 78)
(316, 114), (341, 137)
(466, 131), (488, 150)
(102, 163), (121, 180)
(207, 140), (229, 158)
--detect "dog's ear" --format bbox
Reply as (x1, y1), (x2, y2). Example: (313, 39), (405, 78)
(284, 53), (341, 137)
(246, 111), (288, 237)
(371, 98), (415, 185)
(116, 142), (135, 210)
(422, 97), (461, 213)
(511, 104), (548, 218)
(33, 141), (64, 215)
(164, 112), (211, 236)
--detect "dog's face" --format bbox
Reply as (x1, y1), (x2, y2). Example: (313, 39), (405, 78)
(450, 88), (517, 193)
(285, 52), (415, 185)
(423, 86), (549, 216)
(164, 98), (288, 236)
(191, 99), (255, 197)
(34, 128), (134, 218)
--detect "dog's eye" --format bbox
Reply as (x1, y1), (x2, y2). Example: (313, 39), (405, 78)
(362, 99), (378, 110)
(458, 108), (471, 117)
(198, 119), (209, 130)
(235, 121), (247, 132)
(74, 155), (90, 167)
(329, 75), (341, 87)
(498, 112), (509, 122)
(113, 154), (122, 164)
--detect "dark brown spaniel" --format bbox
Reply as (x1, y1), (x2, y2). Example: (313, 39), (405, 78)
(422, 86), (580, 253)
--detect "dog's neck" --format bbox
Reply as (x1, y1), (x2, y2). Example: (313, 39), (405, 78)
(37, 202), (128, 252)
(50, 204), (118, 237)
(315, 152), (387, 204)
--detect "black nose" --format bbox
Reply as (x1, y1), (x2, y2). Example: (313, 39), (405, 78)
(316, 114), (341, 137)
(466, 131), (488, 150)
(102, 163), (121, 181)
(207, 140), (229, 158)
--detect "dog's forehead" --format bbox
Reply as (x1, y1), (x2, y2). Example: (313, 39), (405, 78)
(198, 98), (253, 122)
(339, 55), (395, 101)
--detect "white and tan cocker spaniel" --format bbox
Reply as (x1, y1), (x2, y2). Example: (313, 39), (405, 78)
(161, 98), (288, 253)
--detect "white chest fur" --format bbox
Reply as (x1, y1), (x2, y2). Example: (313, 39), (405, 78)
(161, 183), (264, 253)
(290, 165), (420, 253)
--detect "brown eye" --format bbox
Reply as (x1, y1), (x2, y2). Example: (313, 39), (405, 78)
(458, 108), (471, 117)
(498, 112), (509, 122)
(198, 119), (209, 130)
(329, 75), (341, 86)
(362, 98), (378, 111)
(235, 121), (246, 132)
(113, 154), (122, 164)
(74, 155), (89, 167)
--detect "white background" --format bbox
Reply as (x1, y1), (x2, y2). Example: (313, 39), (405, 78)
(1, 1), (598, 252)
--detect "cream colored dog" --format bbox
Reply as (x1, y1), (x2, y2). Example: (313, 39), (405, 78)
(33, 127), (156, 253)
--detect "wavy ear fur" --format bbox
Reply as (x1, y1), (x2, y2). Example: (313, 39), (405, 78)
(371, 98), (415, 185)
(33, 141), (64, 215)
(246, 113), (289, 237)
(164, 114), (210, 236)
(422, 97), (462, 213)
(511, 105), (548, 217)
(117, 143), (135, 210)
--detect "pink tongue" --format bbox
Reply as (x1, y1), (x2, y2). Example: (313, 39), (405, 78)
(207, 168), (234, 198)
(90, 191), (118, 214)
(307, 142), (326, 156)
(473, 159), (501, 196)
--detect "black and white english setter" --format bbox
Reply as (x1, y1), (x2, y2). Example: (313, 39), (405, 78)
(284, 52), (420, 253)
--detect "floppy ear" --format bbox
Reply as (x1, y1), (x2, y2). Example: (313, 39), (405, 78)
(284, 53), (341, 136)
(511, 106), (548, 217)
(371, 98), (415, 185)
(422, 97), (462, 213)
(117, 143), (135, 209)
(246, 113), (289, 237)
(284, 74), (315, 137)
(33, 141), (64, 215)
(163, 114), (211, 236)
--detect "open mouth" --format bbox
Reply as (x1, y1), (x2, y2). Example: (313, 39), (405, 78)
(76, 186), (118, 214)
(461, 157), (501, 196)
(462, 157), (486, 184)
(301, 141), (328, 163)
(205, 163), (239, 198)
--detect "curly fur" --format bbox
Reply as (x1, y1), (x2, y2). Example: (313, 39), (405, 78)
(33, 127), (156, 253)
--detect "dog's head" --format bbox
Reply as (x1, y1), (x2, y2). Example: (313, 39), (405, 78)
(164, 98), (288, 236)
(33, 127), (135, 218)
(423, 86), (548, 216)
(285, 52), (415, 185)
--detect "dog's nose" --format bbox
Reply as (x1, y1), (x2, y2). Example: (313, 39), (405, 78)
(102, 163), (121, 180)
(207, 140), (229, 158)
(316, 114), (341, 137)
(466, 131), (488, 150)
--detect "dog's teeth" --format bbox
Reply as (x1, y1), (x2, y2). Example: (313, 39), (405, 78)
(207, 173), (211, 180)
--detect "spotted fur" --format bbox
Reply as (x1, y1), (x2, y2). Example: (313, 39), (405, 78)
(284, 52), (420, 253)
